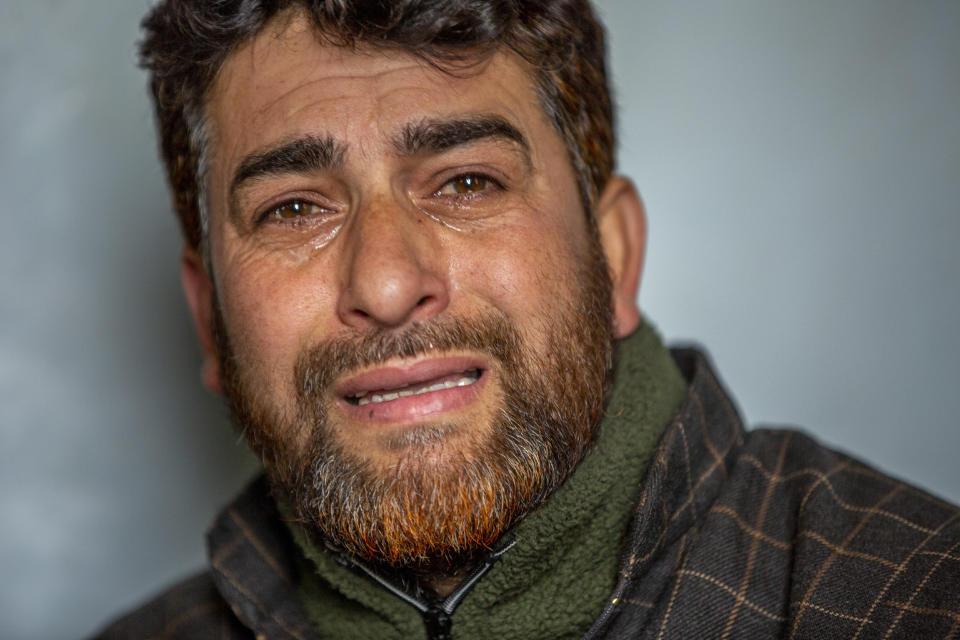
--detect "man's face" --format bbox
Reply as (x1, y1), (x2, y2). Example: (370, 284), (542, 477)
(185, 12), (644, 563)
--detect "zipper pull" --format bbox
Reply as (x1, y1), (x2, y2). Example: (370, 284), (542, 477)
(423, 604), (452, 640)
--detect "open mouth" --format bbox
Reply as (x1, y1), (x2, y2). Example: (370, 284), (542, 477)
(344, 368), (482, 406)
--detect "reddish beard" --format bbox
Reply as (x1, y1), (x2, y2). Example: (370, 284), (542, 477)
(214, 234), (615, 566)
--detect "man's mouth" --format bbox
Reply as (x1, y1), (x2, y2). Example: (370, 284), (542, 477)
(345, 368), (482, 406)
(334, 356), (490, 423)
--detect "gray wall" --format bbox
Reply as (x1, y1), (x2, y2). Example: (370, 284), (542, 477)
(1, 1), (957, 637)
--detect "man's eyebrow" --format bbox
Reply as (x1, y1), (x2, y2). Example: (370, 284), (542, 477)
(230, 135), (347, 195)
(393, 115), (530, 159)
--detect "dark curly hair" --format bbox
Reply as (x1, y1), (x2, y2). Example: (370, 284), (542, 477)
(139, 0), (615, 251)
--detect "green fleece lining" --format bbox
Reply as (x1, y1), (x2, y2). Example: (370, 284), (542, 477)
(286, 319), (687, 639)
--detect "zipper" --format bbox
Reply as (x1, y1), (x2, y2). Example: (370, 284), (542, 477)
(335, 537), (517, 639)
(423, 605), (452, 640)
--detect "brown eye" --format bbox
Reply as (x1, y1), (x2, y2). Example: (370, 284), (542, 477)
(258, 199), (334, 226)
(437, 174), (500, 197)
(271, 200), (311, 220)
(452, 175), (488, 194)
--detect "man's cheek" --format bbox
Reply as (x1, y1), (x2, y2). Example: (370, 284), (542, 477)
(460, 221), (575, 291)
(218, 287), (308, 394)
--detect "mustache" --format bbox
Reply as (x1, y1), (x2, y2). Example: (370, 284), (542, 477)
(294, 312), (521, 399)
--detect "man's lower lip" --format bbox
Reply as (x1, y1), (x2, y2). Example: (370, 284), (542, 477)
(337, 372), (487, 423)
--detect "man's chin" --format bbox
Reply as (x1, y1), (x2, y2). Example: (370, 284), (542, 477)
(293, 441), (518, 565)
(339, 421), (480, 470)
(379, 422), (466, 459)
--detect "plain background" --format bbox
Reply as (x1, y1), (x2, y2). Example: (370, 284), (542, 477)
(1, 1), (958, 637)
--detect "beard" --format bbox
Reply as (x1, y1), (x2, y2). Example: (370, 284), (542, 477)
(214, 230), (615, 566)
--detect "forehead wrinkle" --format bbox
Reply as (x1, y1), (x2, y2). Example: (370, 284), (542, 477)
(247, 61), (428, 128)
(227, 23), (435, 124)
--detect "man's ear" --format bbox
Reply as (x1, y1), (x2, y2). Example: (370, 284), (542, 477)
(596, 176), (647, 339)
(180, 248), (223, 394)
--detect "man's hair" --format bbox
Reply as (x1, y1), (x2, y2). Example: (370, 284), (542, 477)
(139, 0), (615, 251)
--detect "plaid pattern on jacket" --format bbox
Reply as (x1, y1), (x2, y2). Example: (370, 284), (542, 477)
(96, 349), (960, 639)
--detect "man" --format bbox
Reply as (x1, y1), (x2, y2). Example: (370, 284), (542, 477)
(100, 1), (960, 638)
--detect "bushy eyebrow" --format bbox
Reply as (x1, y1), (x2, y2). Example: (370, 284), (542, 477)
(393, 115), (530, 159)
(232, 115), (526, 195)
(231, 135), (347, 195)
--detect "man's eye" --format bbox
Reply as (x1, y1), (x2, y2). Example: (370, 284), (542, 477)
(437, 174), (499, 197)
(261, 200), (326, 223)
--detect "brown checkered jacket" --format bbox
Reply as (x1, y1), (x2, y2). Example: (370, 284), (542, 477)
(96, 349), (960, 639)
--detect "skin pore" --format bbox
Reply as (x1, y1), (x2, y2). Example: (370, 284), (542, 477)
(181, 9), (648, 595)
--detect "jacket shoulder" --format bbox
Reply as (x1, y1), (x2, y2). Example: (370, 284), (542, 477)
(742, 427), (960, 636)
(93, 571), (253, 639)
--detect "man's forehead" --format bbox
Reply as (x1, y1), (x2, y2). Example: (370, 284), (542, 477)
(205, 13), (546, 164)
(217, 14), (512, 107)
(216, 13), (427, 94)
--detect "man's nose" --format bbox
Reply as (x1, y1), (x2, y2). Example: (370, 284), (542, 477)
(336, 197), (449, 329)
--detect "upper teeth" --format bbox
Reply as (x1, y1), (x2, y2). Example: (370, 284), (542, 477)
(355, 374), (478, 406)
